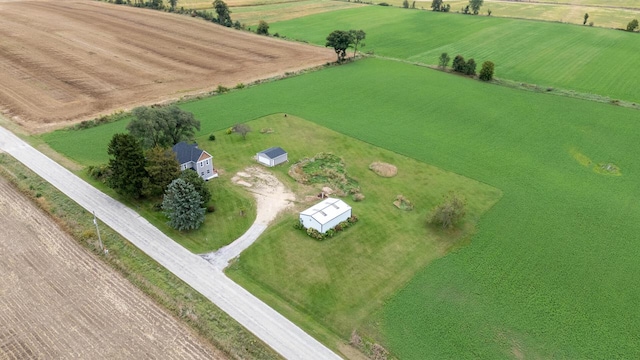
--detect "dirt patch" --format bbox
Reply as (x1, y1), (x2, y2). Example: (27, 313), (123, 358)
(231, 166), (295, 225)
(0, 0), (334, 133)
(369, 161), (397, 177)
(0, 177), (224, 359)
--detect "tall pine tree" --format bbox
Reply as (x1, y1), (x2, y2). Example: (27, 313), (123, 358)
(107, 133), (148, 198)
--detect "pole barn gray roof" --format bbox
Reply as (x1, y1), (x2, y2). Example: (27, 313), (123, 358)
(259, 147), (287, 159)
(172, 142), (205, 164)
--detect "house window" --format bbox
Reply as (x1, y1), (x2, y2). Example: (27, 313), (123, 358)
(207, 170), (210, 174)
(199, 161), (203, 167)
(206, 159), (209, 165)
(201, 172), (204, 176)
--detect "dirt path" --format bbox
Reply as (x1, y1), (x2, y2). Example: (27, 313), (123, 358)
(0, 0), (334, 133)
(0, 126), (341, 359)
(203, 166), (295, 269)
(0, 177), (223, 359)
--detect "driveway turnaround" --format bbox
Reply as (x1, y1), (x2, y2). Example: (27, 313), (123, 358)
(0, 126), (341, 360)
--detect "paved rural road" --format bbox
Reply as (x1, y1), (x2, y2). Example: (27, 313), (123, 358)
(0, 126), (341, 360)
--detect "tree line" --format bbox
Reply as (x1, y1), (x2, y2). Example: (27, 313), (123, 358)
(439, 52), (494, 81)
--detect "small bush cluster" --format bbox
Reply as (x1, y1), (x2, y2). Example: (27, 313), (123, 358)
(442, 53), (495, 81)
(296, 215), (359, 241)
(86, 164), (111, 182)
(72, 110), (125, 130)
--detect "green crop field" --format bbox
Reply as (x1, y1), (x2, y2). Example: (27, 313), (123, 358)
(42, 58), (640, 358)
(270, 6), (640, 103)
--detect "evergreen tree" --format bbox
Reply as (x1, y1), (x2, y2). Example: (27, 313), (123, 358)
(107, 133), (148, 198)
(180, 170), (211, 206)
(162, 178), (206, 231)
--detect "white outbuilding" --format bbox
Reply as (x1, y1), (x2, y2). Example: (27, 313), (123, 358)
(299, 197), (352, 234)
(256, 147), (288, 167)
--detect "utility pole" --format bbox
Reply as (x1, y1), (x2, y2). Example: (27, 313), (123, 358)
(93, 211), (105, 254)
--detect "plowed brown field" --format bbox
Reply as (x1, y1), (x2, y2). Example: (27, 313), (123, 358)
(0, 0), (334, 132)
(0, 177), (225, 359)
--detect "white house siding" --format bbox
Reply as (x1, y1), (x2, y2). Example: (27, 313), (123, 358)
(319, 209), (351, 233)
(300, 215), (321, 232)
(257, 154), (272, 167)
(271, 153), (288, 166)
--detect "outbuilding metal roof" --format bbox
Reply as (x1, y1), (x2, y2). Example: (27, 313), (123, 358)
(258, 147), (287, 159)
(300, 198), (351, 225)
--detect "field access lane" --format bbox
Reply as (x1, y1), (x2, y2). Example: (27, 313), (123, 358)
(0, 126), (341, 360)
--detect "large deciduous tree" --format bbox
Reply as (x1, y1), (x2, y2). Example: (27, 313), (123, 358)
(162, 178), (206, 231)
(627, 19), (639, 32)
(349, 29), (366, 58)
(107, 133), (148, 198)
(427, 192), (466, 229)
(127, 106), (200, 149)
(468, 0), (483, 14)
(213, 0), (232, 26)
(326, 30), (353, 63)
(431, 0), (443, 11)
(143, 146), (180, 198)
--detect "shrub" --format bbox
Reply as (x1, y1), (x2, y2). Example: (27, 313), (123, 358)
(87, 164), (111, 182)
(225, 127), (233, 135)
(378, 2), (390, 5)
(293, 221), (304, 230)
(427, 192), (466, 229)
(217, 85), (229, 93)
(256, 20), (269, 35)
(348, 215), (359, 223)
(353, 193), (365, 202)
(479, 61), (495, 81)
(627, 19), (639, 32)
(208, 134), (216, 141)
(206, 205), (215, 213)
(235, 83), (245, 89)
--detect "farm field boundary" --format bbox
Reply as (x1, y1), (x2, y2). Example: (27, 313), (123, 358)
(270, 6), (640, 104)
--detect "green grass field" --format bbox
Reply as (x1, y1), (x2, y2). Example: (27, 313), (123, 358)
(270, 6), (640, 103)
(42, 58), (640, 358)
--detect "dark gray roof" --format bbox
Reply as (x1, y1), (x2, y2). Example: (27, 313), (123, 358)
(172, 142), (205, 164)
(259, 147), (287, 159)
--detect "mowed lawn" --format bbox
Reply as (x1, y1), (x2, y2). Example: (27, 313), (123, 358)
(42, 58), (640, 357)
(270, 6), (640, 103)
